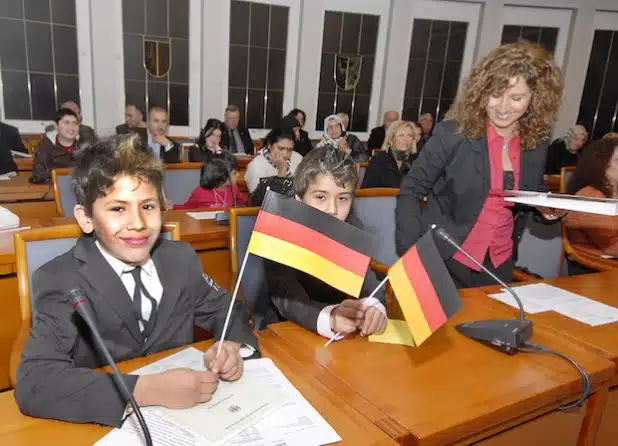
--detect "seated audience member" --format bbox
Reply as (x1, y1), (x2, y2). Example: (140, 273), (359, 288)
(223, 105), (253, 154)
(46, 101), (97, 145)
(0, 121), (27, 175)
(367, 110), (399, 150)
(417, 112), (434, 150)
(190, 118), (225, 162)
(174, 152), (248, 210)
(545, 124), (588, 174)
(316, 114), (366, 161)
(337, 112), (368, 162)
(144, 106), (181, 163)
(15, 134), (257, 426)
(30, 108), (80, 184)
(265, 147), (387, 339)
(116, 104), (147, 136)
(565, 137), (618, 261)
(362, 120), (418, 188)
(245, 126), (302, 195)
(287, 109), (313, 156)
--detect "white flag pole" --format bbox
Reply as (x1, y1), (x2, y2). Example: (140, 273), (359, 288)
(324, 275), (390, 347)
(216, 249), (251, 357)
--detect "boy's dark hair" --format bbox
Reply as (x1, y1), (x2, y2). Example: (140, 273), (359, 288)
(293, 146), (358, 197)
(199, 152), (238, 189)
(55, 107), (79, 124)
(289, 108), (306, 122)
(72, 134), (165, 216)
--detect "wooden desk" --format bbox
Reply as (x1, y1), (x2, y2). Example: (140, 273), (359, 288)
(0, 338), (398, 446)
(0, 175), (51, 202)
(264, 304), (615, 445)
(460, 271), (618, 445)
(14, 158), (33, 173)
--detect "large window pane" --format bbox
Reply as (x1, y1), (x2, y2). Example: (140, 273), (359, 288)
(500, 25), (558, 55)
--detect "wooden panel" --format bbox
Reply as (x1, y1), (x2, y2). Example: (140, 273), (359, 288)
(196, 248), (232, 290)
(0, 276), (20, 391)
(2, 201), (59, 220)
(595, 386), (618, 446)
(0, 175), (52, 202)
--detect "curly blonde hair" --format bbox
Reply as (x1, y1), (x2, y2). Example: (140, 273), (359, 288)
(445, 41), (564, 149)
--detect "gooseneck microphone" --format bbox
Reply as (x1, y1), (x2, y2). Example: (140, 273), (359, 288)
(68, 289), (153, 446)
(431, 225), (533, 354)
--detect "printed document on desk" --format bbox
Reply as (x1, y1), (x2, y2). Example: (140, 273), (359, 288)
(187, 211), (222, 220)
(96, 348), (340, 446)
(503, 190), (618, 215)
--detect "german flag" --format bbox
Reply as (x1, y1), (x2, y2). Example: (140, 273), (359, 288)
(247, 191), (378, 297)
(388, 231), (461, 346)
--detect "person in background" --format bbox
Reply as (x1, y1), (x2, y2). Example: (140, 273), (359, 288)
(565, 137), (618, 266)
(0, 121), (27, 176)
(175, 152), (248, 210)
(144, 106), (180, 164)
(223, 105), (253, 154)
(116, 104), (147, 136)
(30, 108), (80, 184)
(264, 147), (387, 339)
(417, 112), (434, 150)
(367, 110), (399, 150)
(396, 41), (565, 288)
(316, 114), (366, 162)
(604, 132), (618, 139)
(190, 118), (225, 163)
(337, 112), (368, 162)
(411, 121), (423, 150)
(362, 120), (418, 188)
(46, 101), (97, 145)
(545, 124), (588, 174)
(288, 108), (313, 156)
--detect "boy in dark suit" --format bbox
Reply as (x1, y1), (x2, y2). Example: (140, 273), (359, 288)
(15, 135), (257, 426)
(265, 147), (387, 340)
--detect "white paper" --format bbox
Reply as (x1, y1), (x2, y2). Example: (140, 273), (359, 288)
(488, 283), (618, 326)
(11, 150), (32, 158)
(187, 211), (222, 220)
(96, 349), (340, 446)
(503, 190), (618, 216)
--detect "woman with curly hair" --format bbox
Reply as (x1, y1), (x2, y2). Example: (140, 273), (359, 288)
(396, 41), (564, 288)
(565, 138), (618, 261)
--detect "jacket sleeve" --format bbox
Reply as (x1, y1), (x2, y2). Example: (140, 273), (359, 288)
(544, 140), (562, 175)
(15, 268), (138, 427)
(244, 160), (262, 193)
(349, 135), (368, 162)
(30, 145), (52, 184)
(367, 128), (382, 150)
(162, 141), (181, 164)
(361, 157), (382, 188)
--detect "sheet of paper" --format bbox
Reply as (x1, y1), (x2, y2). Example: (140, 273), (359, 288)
(488, 283), (557, 314)
(0, 175), (11, 181)
(368, 319), (414, 346)
(503, 190), (618, 216)
(187, 211), (222, 220)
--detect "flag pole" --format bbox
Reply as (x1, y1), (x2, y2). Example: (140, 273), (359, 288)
(216, 249), (251, 357)
(324, 275), (390, 347)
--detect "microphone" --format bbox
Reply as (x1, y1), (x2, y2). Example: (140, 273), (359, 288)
(431, 225), (532, 354)
(68, 289), (153, 446)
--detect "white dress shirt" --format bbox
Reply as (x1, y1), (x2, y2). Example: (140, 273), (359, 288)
(147, 131), (174, 160)
(95, 241), (163, 331)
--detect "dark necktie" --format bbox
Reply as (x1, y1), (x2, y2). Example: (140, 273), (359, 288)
(127, 267), (158, 338)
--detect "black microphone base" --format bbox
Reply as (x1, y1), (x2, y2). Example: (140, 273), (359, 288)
(456, 319), (533, 355)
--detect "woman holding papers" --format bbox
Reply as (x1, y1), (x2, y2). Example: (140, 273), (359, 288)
(565, 137), (618, 262)
(396, 42), (564, 288)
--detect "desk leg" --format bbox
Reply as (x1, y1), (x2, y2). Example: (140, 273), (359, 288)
(593, 385), (618, 446)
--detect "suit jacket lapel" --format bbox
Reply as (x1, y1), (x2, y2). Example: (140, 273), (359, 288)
(74, 237), (144, 344)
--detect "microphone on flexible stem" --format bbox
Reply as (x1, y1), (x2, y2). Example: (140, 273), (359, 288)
(431, 225), (532, 355)
(68, 289), (153, 446)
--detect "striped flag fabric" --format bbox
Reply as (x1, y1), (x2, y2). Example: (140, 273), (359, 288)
(247, 190), (378, 297)
(388, 230), (462, 346)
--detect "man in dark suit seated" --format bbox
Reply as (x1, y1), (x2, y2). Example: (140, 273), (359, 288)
(143, 106), (180, 163)
(223, 104), (254, 154)
(0, 121), (27, 175)
(418, 112), (434, 150)
(116, 104), (147, 138)
(46, 101), (97, 145)
(15, 135), (258, 426)
(367, 110), (399, 151)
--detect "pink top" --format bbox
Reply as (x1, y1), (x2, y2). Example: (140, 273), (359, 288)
(173, 184), (248, 210)
(453, 124), (521, 270)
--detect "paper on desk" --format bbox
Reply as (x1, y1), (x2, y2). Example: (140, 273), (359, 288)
(368, 319), (414, 346)
(96, 348), (340, 446)
(488, 283), (556, 314)
(187, 211), (222, 220)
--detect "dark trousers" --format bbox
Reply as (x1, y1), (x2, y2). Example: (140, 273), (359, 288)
(446, 255), (513, 289)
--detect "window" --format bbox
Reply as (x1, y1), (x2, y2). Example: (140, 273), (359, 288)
(315, 11), (378, 132)
(122, 0), (189, 126)
(402, 19), (468, 123)
(501, 25), (558, 54)
(578, 30), (618, 140)
(0, 0), (79, 120)
(228, 0), (289, 129)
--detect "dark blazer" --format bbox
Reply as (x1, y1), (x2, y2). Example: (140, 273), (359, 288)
(139, 133), (181, 164)
(224, 125), (254, 154)
(346, 133), (368, 162)
(265, 215), (386, 333)
(367, 125), (386, 150)
(15, 236), (257, 426)
(396, 120), (549, 260)
(294, 129), (313, 156)
(362, 150), (417, 188)
(544, 138), (579, 175)
(79, 124), (97, 145)
(0, 122), (26, 174)
(188, 144), (211, 163)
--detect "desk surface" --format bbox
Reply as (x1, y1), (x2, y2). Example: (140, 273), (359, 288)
(0, 338), (398, 446)
(0, 175), (51, 202)
(265, 301), (615, 445)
